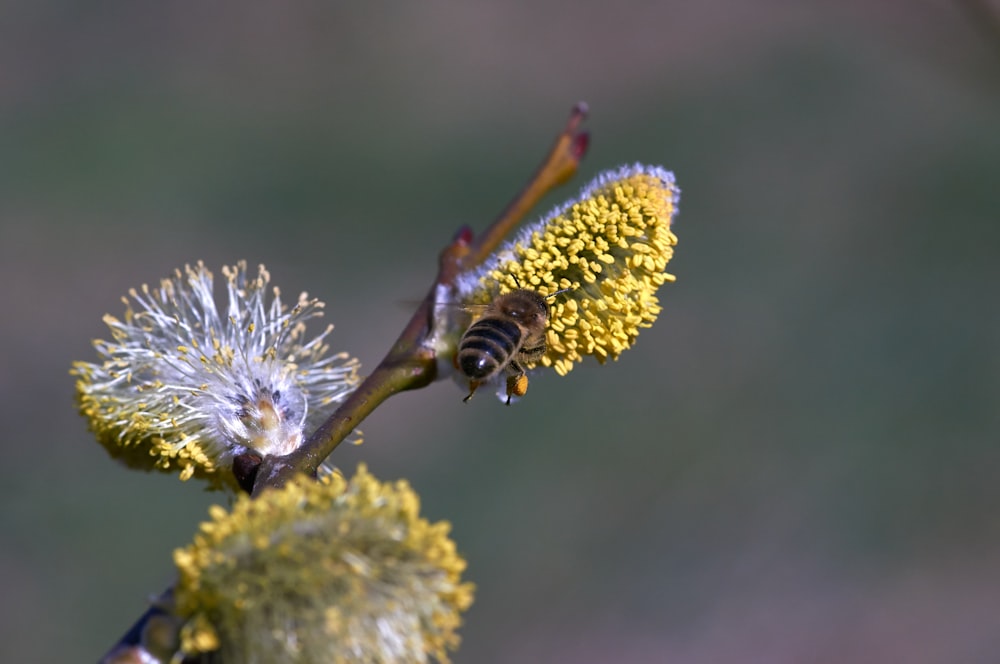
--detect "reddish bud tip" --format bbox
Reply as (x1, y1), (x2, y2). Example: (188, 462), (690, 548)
(454, 225), (475, 246)
(571, 131), (590, 160)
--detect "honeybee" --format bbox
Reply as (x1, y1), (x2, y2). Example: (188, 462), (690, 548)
(457, 288), (554, 404)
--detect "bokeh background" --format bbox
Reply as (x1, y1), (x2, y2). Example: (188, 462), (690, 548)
(3, 2), (999, 662)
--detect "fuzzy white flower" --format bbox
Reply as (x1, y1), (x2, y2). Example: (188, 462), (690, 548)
(72, 261), (361, 488)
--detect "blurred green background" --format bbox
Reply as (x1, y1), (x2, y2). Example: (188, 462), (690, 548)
(2, 2), (999, 662)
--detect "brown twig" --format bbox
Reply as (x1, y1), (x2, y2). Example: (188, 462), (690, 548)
(251, 103), (590, 494)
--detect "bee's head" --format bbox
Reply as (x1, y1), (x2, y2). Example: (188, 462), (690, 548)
(498, 289), (549, 324)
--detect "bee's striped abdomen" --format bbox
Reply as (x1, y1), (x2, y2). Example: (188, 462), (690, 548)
(457, 317), (522, 380)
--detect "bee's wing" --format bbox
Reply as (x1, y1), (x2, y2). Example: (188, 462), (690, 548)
(456, 303), (490, 314)
(425, 301), (489, 314)
(397, 300), (489, 316)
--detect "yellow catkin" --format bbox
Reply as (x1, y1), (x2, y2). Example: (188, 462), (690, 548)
(458, 164), (679, 377)
(173, 465), (474, 663)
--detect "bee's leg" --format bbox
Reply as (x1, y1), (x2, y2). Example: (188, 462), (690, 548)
(505, 374), (529, 405)
(463, 381), (481, 403)
(519, 343), (545, 364)
(504, 361), (529, 405)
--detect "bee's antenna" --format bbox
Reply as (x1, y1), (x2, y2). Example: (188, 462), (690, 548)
(545, 286), (574, 301)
